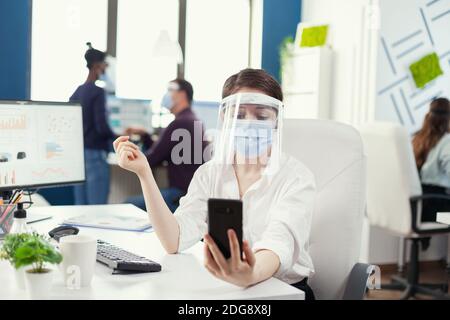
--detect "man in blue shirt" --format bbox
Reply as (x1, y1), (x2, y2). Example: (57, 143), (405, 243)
(70, 43), (116, 205)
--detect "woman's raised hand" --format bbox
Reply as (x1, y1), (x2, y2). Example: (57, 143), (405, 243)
(113, 136), (150, 177)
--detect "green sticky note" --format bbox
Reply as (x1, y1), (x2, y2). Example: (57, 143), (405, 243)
(300, 25), (329, 47)
(409, 52), (443, 89)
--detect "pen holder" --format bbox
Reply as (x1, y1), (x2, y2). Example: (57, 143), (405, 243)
(0, 204), (17, 235)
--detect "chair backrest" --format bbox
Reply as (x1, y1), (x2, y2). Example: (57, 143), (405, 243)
(31, 194), (51, 207)
(359, 122), (422, 235)
(282, 119), (366, 300)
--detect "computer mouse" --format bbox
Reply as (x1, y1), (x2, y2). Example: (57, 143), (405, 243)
(48, 225), (79, 242)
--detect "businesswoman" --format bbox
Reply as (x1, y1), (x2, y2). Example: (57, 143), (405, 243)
(113, 69), (316, 299)
(412, 97), (450, 222)
(70, 43), (116, 205)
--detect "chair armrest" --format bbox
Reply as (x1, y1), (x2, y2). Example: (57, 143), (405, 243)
(410, 194), (450, 202)
(342, 263), (377, 300)
(409, 195), (450, 234)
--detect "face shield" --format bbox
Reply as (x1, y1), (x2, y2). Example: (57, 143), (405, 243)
(212, 92), (284, 174)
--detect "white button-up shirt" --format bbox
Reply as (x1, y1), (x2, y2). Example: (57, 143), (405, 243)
(174, 153), (316, 284)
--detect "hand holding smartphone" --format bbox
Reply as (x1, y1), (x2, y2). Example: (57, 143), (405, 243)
(207, 198), (243, 259)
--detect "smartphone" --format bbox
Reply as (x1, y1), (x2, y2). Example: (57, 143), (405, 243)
(207, 198), (243, 259)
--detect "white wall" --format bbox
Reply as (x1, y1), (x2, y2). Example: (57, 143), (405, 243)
(376, 0), (450, 133)
(301, 0), (374, 124)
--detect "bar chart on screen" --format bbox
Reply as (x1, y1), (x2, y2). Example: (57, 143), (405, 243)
(0, 115), (26, 130)
(0, 109), (34, 163)
(0, 111), (29, 142)
(0, 169), (16, 186)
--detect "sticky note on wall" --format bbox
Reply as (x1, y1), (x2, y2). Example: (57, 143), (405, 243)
(409, 52), (443, 89)
(300, 25), (329, 47)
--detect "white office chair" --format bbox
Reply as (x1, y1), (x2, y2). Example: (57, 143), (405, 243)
(31, 194), (50, 207)
(283, 119), (371, 300)
(360, 122), (450, 299)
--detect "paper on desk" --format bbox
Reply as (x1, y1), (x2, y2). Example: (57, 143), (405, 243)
(62, 212), (152, 232)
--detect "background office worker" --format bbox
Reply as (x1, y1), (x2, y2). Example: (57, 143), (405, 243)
(124, 79), (207, 212)
(70, 42), (116, 205)
(113, 69), (316, 300)
(412, 97), (450, 222)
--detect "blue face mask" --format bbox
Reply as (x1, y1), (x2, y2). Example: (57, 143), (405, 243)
(233, 120), (274, 158)
(161, 92), (174, 109)
(98, 73), (115, 93)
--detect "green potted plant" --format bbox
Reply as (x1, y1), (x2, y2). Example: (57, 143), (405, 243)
(279, 36), (295, 84)
(0, 233), (32, 290)
(1, 232), (62, 299)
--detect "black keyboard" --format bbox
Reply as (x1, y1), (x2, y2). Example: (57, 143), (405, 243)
(96, 239), (161, 273)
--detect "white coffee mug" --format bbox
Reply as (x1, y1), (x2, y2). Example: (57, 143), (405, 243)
(59, 235), (97, 288)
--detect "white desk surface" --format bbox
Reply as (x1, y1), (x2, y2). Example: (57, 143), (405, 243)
(0, 205), (304, 300)
(437, 212), (450, 225)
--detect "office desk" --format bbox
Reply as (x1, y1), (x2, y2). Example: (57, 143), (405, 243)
(107, 153), (169, 204)
(0, 205), (304, 300)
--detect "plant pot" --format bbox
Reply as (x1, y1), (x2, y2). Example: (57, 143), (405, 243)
(24, 268), (54, 300)
(14, 267), (26, 290)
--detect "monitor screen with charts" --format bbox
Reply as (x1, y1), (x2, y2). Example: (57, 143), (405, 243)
(192, 101), (219, 131)
(0, 101), (85, 190)
(107, 96), (153, 135)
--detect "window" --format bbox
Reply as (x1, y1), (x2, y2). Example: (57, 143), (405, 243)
(30, 0), (258, 128)
(184, 0), (251, 101)
(115, 0), (179, 100)
(31, 0), (108, 101)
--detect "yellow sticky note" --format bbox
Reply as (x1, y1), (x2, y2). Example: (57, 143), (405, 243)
(300, 25), (329, 47)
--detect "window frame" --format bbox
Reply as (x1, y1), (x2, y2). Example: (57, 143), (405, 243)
(106, 0), (257, 79)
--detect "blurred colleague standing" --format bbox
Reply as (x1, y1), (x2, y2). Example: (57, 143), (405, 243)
(412, 97), (450, 221)
(70, 43), (116, 205)
(125, 79), (208, 212)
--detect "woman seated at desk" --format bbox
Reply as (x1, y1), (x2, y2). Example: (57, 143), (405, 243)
(413, 97), (450, 222)
(113, 69), (316, 300)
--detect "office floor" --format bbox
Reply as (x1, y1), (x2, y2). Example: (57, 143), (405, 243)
(366, 261), (450, 299)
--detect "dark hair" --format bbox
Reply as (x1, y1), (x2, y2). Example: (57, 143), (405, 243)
(222, 68), (283, 101)
(84, 42), (106, 69)
(171, 78), (194, 104)
(412, 97), (450, 169)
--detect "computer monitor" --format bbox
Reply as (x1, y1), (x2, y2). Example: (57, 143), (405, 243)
(192, 101), (219, 131)
(0, 101), (85, 191)
(107, 96), (153, 135)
